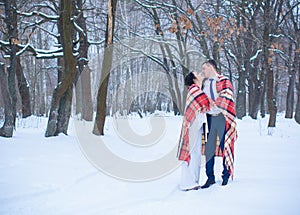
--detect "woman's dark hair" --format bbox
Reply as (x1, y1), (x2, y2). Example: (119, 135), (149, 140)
(184, 72), (196, 87)
(203, 59), (218, 71)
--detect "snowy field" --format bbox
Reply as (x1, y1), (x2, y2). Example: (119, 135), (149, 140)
(1, 114), (300, 215)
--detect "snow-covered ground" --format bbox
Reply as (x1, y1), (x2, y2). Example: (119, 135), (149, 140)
(1, 114), (300, 215)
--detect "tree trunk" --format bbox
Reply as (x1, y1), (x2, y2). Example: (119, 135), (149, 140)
(0, 64), (14, 137)
(260, 76), (267, 118)
(235, 7), (247, 119)
(295, 58), (300, 124)
(93, 0), (118, 135)
(75, 77), (83, 115)
(38, 30), (46, 116)
(263, 0), (277, 128)
(76, 0), (93, 121)
(285, 73), (296, 119)
(236, 66), (246, 119)
(4, 0), (18, 127)
(248, 61), (261, 119)
(16, 57), (31, 118)
(45, 0), (76, 137)
(245, 10), (261, 119)
(285, 44), (296, 119)
(235, 20), (246, 119)
(56, 86), (73, 134)
(247, 59), (255, 118)
(81, 67), (93, 121)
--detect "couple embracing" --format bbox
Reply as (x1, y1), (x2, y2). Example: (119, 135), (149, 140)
(177, 59), (237, 191)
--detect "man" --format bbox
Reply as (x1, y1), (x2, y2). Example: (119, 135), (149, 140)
(198, 59), (237, 188)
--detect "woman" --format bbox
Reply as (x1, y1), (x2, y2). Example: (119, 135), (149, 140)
(177, 72), (210, 191)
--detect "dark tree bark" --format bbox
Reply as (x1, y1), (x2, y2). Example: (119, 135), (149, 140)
(263, 0), (277, 128)
(235, 8), (246, 119)
(0, 64), (14, 137)
(4, 0), (18, 127)
(45, 0), (76, 137)
(56, 86), (73, 134)
(295, 58), (300, 124)
(260, 73), (267, 118)
(248, 60), (261, 119)
(93, 0), (118, 135)
(236, 65), (246, 119)
(3, 7), (31, 119)
(242, 3), (261, 119)
(285, 44), (296, 119)
(37, 30), (46, 116)
(80, 68), (93, 121)
(75, 78), (83, 115)
(75, 0), (93, 121)
(286, 1), (300, 123)
(16, 57), (31, 118)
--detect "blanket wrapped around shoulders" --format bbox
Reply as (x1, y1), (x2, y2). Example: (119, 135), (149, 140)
(215, 75), (237, 179)
(177, 84), (210, 164)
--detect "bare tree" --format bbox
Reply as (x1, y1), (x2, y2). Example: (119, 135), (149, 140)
(45, 0), (76, 137)
(3, 0), (18, 127)
(93, 0), (118, 135)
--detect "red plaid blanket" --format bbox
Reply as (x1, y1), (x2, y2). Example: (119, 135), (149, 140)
(177, 84), (210, 164)
(215, 75), (237, 179)
(178, 76), (237, 178)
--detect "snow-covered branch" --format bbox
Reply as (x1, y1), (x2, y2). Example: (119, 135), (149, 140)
(227, 49), (237, 61)
(17, 10), (59, 20)
(250, 49), (262, 62)
(89, 39), (106, 45)
(134, 0), (188, 17)
(73, 21), (86, 37)
(36, 52), (63, 59)
(0, 40), (63, 59)
(269, 34), (285, 38)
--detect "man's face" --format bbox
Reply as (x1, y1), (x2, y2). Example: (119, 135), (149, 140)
(201, 63), (213, 78)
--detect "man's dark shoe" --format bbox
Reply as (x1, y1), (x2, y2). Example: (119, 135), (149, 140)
(222, 177), (229, 186)
(201, 179), (215, 189)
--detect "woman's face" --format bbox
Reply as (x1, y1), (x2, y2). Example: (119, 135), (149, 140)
(193, 72), (204, 81)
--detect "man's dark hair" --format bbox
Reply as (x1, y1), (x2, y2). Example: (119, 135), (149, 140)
(184, 72), (196, 87)
(203, 59), (218, 71)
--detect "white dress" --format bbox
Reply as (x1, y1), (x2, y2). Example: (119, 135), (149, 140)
(179, 113), (207, 190)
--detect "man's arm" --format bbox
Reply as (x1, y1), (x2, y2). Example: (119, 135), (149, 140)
(215, 78), (236, 116)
